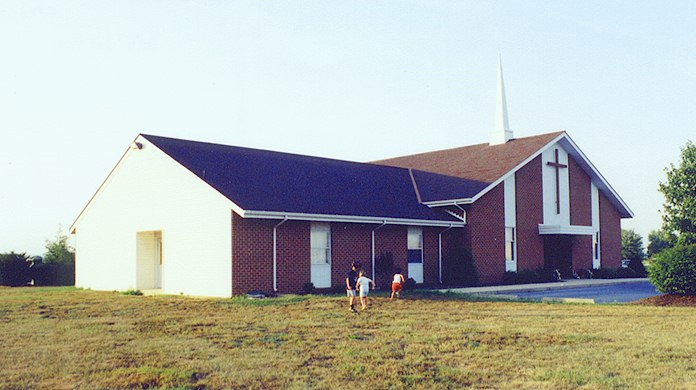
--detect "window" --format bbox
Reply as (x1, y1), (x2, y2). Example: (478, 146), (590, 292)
(407, 227), (423, 263)
(311, 223), (331, 265)
(593, 232), (600, 260)
(505, 227), (515, 261)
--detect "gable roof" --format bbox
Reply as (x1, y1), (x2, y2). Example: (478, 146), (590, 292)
(141, 134), (475, 225)
(374, 131), (564, 183)
(374, 131), (633, 218)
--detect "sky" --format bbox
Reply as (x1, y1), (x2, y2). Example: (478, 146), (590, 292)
(2, 1), (695, 255)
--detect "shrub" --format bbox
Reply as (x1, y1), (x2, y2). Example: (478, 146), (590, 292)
(0, 252), (32, 286)
(503, 268), (558, 285)
(592, 268), (618, 279)
(300, 282), (315, 295)
(648, 244), (696, 296)
(121, 289), (143, 296)
(374, 252), (394, 290)
(628, 259), (648, 277)
(442, 246), (478, 287)
(616, 267), (637, 278)
(403, 277), (417, 290)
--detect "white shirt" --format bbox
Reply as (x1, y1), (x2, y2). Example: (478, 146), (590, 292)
(357, 276), (372, 293)
(393, 274), (404, 284)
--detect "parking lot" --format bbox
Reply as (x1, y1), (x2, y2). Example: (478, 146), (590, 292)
(445, 279), (660, 304)
(513, 280), (659, 303)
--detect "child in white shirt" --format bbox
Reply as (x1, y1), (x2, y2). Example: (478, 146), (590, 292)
(390, 268), (405, 301)
(356, 271), (375, 310)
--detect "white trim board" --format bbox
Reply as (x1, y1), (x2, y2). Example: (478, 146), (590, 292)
(422, 132), (633, 219)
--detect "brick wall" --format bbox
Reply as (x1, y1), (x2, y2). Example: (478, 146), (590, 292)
(515, 155), (545, 271)
(571, 235), (593, 270)
(466, 183), (505, 284)
(599, 192), (622, 268)
(231, 214), (275, 294)
(568, 156), (592, 226)
(276, 221), (311, 293)
(231, 215), (455, 294)
(373, 225), (408, 286)
(331, 223), (372, 288)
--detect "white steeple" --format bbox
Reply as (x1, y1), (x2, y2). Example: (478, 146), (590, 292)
(490, 54), (514, 145)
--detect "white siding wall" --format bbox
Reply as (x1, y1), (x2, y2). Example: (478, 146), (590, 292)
(504, 175), (517, 272)
(542, 144), (571, 226)
(591, 183), (601, 268)
(74, 136), (234, 297)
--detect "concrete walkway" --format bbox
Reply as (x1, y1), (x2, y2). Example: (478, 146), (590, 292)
(439, 278), (650, 295)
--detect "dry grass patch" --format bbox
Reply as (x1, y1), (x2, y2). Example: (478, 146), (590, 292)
(1, 287), (695, 389)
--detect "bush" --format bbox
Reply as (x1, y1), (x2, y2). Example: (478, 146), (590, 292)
(0, 252), (32, 286)
(374, 252), (394, 290)
(592, 268), (618, 279)
(503, 268), (558, 285)
(32, 262), (75, 286)
(442, 246), (478, 287)
(648, 244), (696, 296)
(616, 267), (637, 278)
(300, 282), (315, 295)
(403, 277), (417, 290)
(628, 258), (648, 277)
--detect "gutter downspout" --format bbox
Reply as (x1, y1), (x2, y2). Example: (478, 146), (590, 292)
(273, 216), (288, 292)
(371, 221), (387, 287)
(438, 225), (454, 284)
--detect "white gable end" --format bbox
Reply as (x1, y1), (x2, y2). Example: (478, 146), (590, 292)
(73, 135), (235, 297)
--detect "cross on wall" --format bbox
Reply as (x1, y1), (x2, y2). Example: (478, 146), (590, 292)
(547, 148), (567, 214)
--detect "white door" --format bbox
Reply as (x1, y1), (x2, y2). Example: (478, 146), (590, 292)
(408, 227), (424, 284)
(310, 223), (332, 288)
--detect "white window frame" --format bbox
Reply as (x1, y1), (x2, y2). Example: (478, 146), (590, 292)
(407, 226), (423, 264)
(505, 227), (516, 261)
(310, 222), (331, 265)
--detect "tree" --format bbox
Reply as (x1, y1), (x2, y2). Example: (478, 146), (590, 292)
(659, 141), (696, 245)
(0, 252), (32, 286)
(621, 229), (645, 262)
(647, 228), (676, 257)
(38, 231), (76, 286)
(44, 231), (75, 265)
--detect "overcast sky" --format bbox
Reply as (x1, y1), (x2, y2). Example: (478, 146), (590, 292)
(2, 1), (694, 255)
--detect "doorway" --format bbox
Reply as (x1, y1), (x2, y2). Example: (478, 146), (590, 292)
(544, 235), (572, 279)
(136, 231), (163, 289)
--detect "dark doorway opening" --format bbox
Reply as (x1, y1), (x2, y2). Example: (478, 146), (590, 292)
(544, 235), (573, 279)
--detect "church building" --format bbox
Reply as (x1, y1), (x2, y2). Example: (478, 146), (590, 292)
(70, 61), (632, 297)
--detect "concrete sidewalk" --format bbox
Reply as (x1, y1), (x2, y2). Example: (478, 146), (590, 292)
(439, 278), (650, 295)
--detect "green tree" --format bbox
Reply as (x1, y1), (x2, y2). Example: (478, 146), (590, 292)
(44, 231), (75, 264)
(40, 231), (76, 286)
(647, 228), (676, 257)
(621, 229), (645, 262)
(659, 141), (696, 245)
(0, 252), (32, 286)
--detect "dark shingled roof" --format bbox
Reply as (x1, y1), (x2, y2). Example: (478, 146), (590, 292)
(142, 134), (481, 222)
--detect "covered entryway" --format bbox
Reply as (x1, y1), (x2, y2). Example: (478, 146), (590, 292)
(136, 231), (163, 290)
(544, 235), (572, 279)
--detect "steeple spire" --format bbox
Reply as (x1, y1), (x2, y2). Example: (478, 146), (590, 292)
(490, 54), (514, 145)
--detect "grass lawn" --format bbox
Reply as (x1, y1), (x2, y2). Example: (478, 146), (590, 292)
(1, 287), (695, 389)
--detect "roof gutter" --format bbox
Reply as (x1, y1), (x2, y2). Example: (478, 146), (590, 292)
(242, 210), (466, 228)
